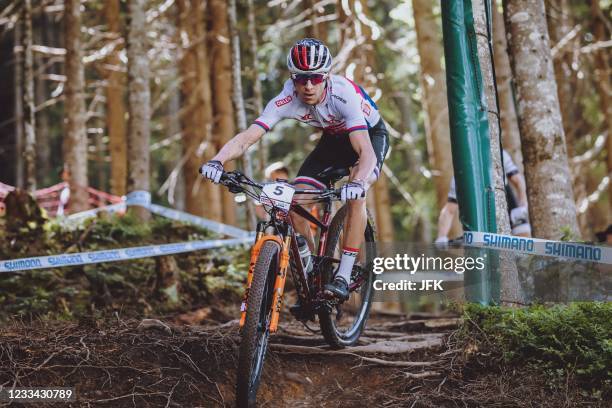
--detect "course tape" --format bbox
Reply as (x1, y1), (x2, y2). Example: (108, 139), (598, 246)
(147, 204), (251, 238)
(125, 190), (152, 207)
(464, 231), (612, 265)
(0, 237), (253, 273)
(64, 190), (252, 239)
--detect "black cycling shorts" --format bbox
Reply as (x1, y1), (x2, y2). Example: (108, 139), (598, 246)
(294, 119), (389, 189)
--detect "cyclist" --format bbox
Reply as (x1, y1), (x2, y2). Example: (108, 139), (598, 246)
(200, 38), (389, 301)
(436, 149), (531, 243)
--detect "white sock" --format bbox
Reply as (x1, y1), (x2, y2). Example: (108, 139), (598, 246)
(336, 247), (359, 283)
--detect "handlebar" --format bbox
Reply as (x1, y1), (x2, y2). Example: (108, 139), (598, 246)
(219, 170), (341, 201)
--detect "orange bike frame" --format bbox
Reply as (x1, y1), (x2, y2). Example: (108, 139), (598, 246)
(239, 197), (334, 332)
(239, 233), (290, 332)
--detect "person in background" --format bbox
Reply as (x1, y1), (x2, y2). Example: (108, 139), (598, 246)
(436, 150), (531, 244)
(595, 224), (612, 245)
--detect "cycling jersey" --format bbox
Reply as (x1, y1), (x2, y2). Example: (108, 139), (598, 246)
(254, 75), (381, 134)
(295, 119), (389, 188)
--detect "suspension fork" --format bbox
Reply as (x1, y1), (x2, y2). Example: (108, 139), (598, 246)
(269, 226), (292, 332)
(239, 222), (283, 328)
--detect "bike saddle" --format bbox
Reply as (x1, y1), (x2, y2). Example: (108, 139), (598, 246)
(316, 167), (351, 186)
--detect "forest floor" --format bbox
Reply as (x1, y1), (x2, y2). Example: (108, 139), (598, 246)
(0, 212), (607, 407)
(0, 304), (603, 408)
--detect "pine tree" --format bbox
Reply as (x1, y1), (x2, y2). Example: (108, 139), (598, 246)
(503, 0), (580, 239)
(63, 0), (89, 211)
(126, 0), (151, 220)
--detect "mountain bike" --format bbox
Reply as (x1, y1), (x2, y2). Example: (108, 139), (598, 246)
(219, 168), (376, 407)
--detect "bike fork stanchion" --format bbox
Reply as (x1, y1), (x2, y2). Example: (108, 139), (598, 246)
(239, 223), (280, 327)
(269, 228), (292, 332)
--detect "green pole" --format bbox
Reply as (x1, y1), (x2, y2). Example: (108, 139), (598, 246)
(441, 0), (498, 304)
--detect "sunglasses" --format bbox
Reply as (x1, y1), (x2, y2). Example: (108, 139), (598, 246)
(291, 73), (327, 85)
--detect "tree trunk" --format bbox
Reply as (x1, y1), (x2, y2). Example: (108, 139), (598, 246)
(342, 0), (393, 242)
(545, 0), (576, 154)
(104, 0), (128, 196)
(22, 0), (36, 191)
(177, 0), (222, 220)
(246, 0), (266, 175)
(209, 0), (237, 226)
(126, 0), (151, 221)
(14, 21), (24, 189)
(591, 1), (612, 214)
(412, 0), (461, 238)
(228, 0), (256, 231)
(473, 1), (511, 236)
(546, 1), (592, 234)
(167, 65), (185, 210)
(473, 0), (523, 306)
(373, 173), (394, 242)
(304, 0), (328, 40)
(63, 0), (89, 212)
(503, 0), (580, 240)
(412, 0), (454, 210)
(34, 12), (51, 186)
(95, 101), (106, 190)
(491, 0), (523, 172)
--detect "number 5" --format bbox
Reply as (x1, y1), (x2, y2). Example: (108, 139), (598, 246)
(274, 185), (284, 195)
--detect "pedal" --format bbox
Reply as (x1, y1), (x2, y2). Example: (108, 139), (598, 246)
(351, 264), (364, 281)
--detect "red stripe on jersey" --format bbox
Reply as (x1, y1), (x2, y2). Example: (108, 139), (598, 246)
(254, 120), (270, 131)
(347, 125), (368, 132)
(345, 77), (365, 97)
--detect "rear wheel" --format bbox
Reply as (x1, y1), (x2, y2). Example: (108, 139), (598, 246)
(318, 205), (377, 349)
(236, 241), (279, 407)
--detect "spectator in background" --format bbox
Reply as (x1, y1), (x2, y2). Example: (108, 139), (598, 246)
(436, 150), (531, 244)
(595, 224), (612, 245)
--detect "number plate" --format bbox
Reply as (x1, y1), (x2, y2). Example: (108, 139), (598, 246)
(260, 182), (295, 211)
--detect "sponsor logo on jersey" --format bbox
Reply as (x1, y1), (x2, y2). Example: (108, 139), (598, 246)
(327, 114), (341, 124)
(361, 100), (371, 116)
(332, 94), (347, 104)
(325, 121), (347, 134)
(275, 95), (293, 107)
(300, 113), (314, 121)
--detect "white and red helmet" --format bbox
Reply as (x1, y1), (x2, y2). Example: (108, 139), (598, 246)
(287, 38), (332, 75)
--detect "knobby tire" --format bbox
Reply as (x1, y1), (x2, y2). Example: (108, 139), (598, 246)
(235, 241), (279, 407)
(318, 205), (377, 349)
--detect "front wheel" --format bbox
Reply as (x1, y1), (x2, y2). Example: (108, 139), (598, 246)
(318, 205), (377, 349)
(235, 241), (279, 407)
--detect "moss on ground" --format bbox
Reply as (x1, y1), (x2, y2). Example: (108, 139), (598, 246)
(461, 302), (611, 399)
(0, 213), (249, 320)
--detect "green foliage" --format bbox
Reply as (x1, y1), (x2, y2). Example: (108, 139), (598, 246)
(462, 303), (612, 396)
(0, 213), (248, 321)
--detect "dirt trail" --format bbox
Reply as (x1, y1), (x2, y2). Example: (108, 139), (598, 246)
(0, 312), (458, 407)
(1, 311), (599, 407)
